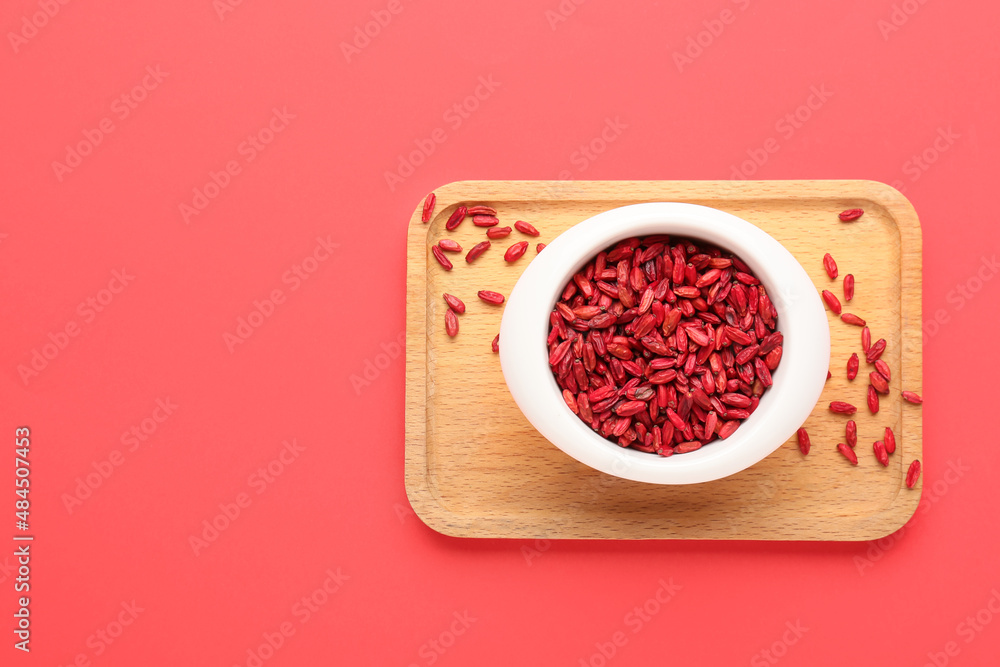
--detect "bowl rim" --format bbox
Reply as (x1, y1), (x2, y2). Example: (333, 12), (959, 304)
(498, 202), (830, 484)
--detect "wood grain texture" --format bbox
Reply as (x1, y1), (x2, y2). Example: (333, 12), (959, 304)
(405, 180), (923, 540)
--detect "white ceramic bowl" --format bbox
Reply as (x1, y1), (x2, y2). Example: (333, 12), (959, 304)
(499, 202), (829, 484)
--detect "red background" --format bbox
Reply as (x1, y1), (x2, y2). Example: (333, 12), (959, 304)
(2, 0), (999, 665)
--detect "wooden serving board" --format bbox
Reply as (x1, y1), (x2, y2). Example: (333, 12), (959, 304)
(404, 180), (922, 540)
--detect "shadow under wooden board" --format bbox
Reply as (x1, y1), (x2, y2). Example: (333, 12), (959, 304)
(405, 180), (923, 540)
